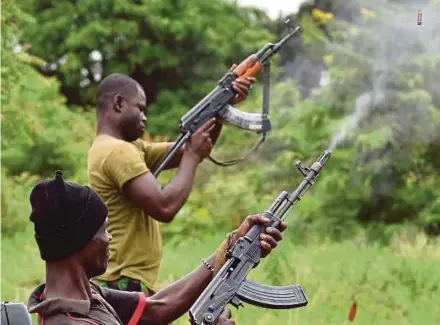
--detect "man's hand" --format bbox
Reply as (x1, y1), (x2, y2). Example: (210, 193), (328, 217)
(234, 214), (286, 258)
(142, 217), (285, 325)
(216, 308), (235, 325)
(185, 118), (215, 161)
(229, 63), (256, 105)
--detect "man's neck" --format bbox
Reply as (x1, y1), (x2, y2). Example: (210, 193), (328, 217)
(44, 260), (92, 301)
(96, 123), (124, 140)
(96, 113), (124, 140)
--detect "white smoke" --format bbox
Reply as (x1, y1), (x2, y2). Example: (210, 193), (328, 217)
(327, 0), (440, 151)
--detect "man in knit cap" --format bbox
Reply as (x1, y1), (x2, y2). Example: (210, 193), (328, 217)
(27, 171), (286, 325)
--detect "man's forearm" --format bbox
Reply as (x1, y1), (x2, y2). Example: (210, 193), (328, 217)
(159, 151), (199, 220)
(141, 255), (215, 325)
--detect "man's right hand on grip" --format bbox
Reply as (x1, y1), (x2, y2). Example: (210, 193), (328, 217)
(185, 118), (215, 161)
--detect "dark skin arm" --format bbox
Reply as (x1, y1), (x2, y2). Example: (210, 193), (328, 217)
(139, 215), (286, 325)
(122, 119), (214, 223)
(161, 71), (255, 170)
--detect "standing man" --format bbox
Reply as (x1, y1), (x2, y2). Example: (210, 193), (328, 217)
(87, 72), (254, 296)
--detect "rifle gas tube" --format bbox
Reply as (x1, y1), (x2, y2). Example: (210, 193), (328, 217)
(189, 150), (332, 325)
(152, 20), (301, 177)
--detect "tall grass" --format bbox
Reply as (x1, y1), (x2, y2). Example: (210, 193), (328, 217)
(3, 227), (439, 325)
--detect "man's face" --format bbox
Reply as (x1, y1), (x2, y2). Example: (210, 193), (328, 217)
(120, 85), (147, 142)
(81, 219), (112, 279)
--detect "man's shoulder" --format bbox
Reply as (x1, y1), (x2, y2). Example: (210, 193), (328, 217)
(89, 136), (142, 164)
(90, 135), (132, 154)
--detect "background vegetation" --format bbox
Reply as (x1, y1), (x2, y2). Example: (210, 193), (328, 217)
(2, 0), (440, 324)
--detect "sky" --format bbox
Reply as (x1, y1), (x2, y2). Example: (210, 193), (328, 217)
(236, 0), (309, 18)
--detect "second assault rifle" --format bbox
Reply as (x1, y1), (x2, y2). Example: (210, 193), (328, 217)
(189, 150), (332, 325)
(152, 19), (301, 177)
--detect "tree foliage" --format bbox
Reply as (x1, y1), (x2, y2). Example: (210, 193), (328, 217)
(162, 0), (440, 242)
(19, 0), (275, 136)
(1, 0), (96, 235)
(3, 0), (440, 242)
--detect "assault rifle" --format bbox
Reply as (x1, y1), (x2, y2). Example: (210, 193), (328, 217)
(152, 19), (301, 177)
(189, 150), (332, 325)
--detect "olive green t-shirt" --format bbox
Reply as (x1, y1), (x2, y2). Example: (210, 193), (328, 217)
(87, 134), (170, 291)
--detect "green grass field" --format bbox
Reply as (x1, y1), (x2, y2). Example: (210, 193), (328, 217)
(2, 227), (440, 325)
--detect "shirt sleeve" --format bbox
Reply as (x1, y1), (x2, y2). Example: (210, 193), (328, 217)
(102, 142), (149, 190)
(141, 141), (172, 170)
(100, 287), (147, 325)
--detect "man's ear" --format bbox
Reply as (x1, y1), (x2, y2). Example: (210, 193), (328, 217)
(113, 94), (124, 113)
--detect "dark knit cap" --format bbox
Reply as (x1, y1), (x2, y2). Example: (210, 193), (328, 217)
(29, 170), (108, 262)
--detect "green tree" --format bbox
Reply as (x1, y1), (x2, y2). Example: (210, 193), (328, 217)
(266, 0), (440, 239)
(174, 0), (440, 241)
(1, 0), (96, 235)
(19, 0), (275, 136)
